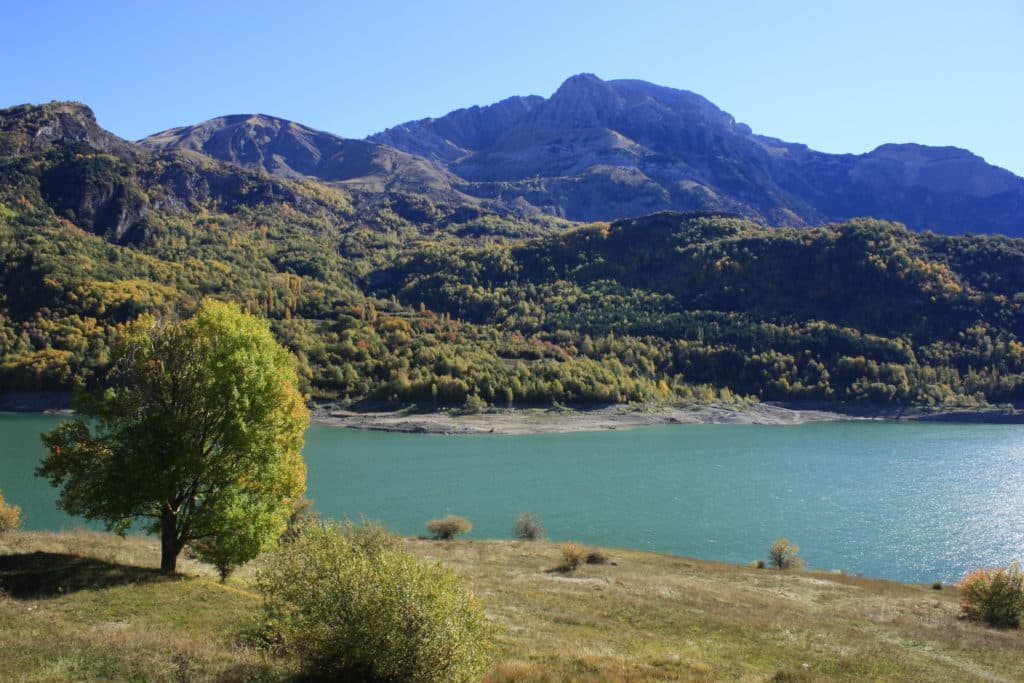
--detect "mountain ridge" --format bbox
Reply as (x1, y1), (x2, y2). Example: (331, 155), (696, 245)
(364, 74), (1024, 233)
(139, 112), (473, 200)
(15, 72), (1024, 236)
(0, 101), (358, 242)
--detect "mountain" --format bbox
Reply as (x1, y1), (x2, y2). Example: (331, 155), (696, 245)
(131, 75), (1024, 235)
(2, 101), (1024, 408)
(370, 74), (1024, 234)
(0, 102), (360, 243)
(140, 113), (471, 200)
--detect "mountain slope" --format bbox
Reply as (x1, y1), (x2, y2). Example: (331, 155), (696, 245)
(2, 101), (1023, 409)
(131, 75), (1024, 234)
(0, 102), (358, 243)
(370, 74), (1024, 234)
(140, 113), (483, 203)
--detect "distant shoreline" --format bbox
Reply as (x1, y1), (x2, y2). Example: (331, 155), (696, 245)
(311, 402), (851, 435)
(0, 391), (74, 414)
(312, 401), (1024, 435)
(3, 391), (1021, 434)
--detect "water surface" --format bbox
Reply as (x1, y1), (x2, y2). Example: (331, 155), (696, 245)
(3, 412), (1022, 583)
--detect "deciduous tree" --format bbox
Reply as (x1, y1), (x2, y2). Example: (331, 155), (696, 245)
(38, 300), (308, 574)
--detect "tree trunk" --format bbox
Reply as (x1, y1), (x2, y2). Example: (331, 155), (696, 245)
(160, 505), (180, 574)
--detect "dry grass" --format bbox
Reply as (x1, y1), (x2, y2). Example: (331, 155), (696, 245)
(1, 530), (1022, 681)
(407, 539), (1024, 682)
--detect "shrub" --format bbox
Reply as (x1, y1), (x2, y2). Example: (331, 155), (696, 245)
(280, 497), (319, 542)
(512, 512), (544, 541)
(585, 550), (609, 565)
(461, 394), (488, 414)
(0, 489), (21, 532)
(768, 537), (805, 570)
(751, 559), (766, 569)
(958, 563), (1024, 628)
(558, 542), (586, 572)
(257, 521), (492, 682)
(426, 515), (472, 540)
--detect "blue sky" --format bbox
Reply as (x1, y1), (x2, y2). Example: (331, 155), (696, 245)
(4, 1), (1022, 175)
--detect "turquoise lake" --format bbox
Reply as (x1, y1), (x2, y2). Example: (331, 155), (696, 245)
(2, 412), (1022, 584)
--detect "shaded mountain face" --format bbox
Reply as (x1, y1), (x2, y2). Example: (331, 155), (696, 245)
(370, 74), (1024, 235)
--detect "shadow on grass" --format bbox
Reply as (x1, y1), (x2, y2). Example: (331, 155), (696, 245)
(545, 566), (577, 575)
(0, 551), (166, 599)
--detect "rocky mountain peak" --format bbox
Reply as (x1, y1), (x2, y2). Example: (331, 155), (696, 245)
(140, 114), (349, 178)
(101, 74), (1024, 236)
(0, 101), (137, 158)
(362, 75), (1024, 233)
(140, 112), (471, 201)
(538, 73), (627, 128)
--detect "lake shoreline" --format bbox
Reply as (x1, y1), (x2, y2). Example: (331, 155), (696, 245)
(311, 402), (850, 434)
(312, 401), (1024, 435)
(3, 391), (1020, 434)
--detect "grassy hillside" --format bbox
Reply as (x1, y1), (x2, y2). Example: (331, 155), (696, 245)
(1, 530), (1021, 682)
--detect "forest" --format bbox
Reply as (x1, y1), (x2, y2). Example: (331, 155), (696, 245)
(2, 103), (1023, 410)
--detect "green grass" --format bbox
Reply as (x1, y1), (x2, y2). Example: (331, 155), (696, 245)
(1, 530), (1022, 682)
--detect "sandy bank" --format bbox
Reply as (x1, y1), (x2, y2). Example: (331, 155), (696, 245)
(312, 402), (854, 435)
(5, 391), (1019, 432)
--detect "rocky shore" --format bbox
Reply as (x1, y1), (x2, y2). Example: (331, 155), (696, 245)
(311, 402), (855, 435)
(5, 391), (1020, 433)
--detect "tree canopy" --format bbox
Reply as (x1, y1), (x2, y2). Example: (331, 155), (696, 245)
(38, 300), (308, 573)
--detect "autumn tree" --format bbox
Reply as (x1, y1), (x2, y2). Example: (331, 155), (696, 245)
(0, 487), (21, 532)
(768, 537), (806, 570)
(38, 300), (308, 574)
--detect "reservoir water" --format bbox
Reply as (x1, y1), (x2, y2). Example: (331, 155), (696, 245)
(2, 412), (1022, 583)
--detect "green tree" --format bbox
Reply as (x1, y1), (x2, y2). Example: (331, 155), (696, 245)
(38, 300), (308, 574)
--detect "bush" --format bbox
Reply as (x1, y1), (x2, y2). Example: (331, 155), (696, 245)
(585, 550), (609, 565)
(958, 563), (1024, 628)
(0, 490), (21, 532)
(512, 512), (544, 541)
(460, 394), (489, 414)
(768, 537), (805, 570)
(280, 497), (319, 542)
(558, 542), (586, 572)
(257, 521), (492, 682)
(426, 515), (472, 540)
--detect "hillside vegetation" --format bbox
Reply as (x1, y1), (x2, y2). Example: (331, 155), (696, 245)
(0, 530), (1021, 682)
(2, 102), (1024, 410)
